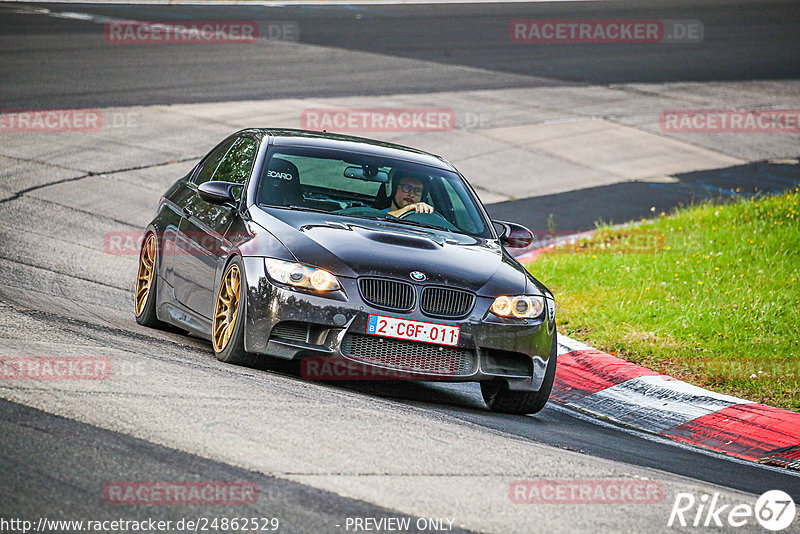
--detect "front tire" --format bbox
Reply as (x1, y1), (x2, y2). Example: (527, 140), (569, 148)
(212, 257), (258, 367)
(481, 336), (557, 415)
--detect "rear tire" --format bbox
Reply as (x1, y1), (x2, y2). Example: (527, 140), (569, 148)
(134, 232), (170, 330)
(212, 257), (259, 367)
(481, 335), (557, 415)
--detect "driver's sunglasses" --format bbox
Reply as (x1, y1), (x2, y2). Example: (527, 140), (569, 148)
(399, 184), (424, 196)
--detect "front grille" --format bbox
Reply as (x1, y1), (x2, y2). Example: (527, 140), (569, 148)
(341, 334), (477, 376)
(421, 287), (475, 318)
(271, 321), (311, 343)
(358, 278), (415, 312)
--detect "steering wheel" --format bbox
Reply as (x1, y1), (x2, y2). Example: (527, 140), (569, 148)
(398, 207), (417, 219)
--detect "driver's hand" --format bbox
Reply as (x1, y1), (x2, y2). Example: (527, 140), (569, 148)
(413, 202), (434, 214)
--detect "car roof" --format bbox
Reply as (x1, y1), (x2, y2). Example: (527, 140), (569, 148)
(253, 128), (456, 171)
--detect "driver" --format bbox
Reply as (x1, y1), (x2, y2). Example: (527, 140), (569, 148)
(385, 173), (434, 218)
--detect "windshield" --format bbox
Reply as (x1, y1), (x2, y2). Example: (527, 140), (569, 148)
(256, 146), (492, 238)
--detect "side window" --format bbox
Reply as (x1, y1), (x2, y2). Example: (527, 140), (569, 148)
(193, 139), (235, 186)
(213, 137), (259, 187)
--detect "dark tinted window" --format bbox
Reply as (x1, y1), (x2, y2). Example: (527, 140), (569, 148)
(214, 137), (258, 185)
(194, 139), (235, 186)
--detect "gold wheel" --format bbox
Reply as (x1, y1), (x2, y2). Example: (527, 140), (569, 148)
(135, 233), (156, 317)
(213, 263), (241, 352)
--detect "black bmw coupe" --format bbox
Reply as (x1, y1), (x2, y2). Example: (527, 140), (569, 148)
(135, 129), (557, 414)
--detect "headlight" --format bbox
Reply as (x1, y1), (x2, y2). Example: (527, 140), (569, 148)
(490, 295), (544, 318)
(264, 259), (341, 292)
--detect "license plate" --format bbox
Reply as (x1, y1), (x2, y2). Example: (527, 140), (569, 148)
(367, 314), (460, 347)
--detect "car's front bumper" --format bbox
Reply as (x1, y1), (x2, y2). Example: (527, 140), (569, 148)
(240, 257), (555, 392)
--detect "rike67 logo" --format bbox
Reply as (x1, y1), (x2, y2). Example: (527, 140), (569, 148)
(668, 490), (796, 531)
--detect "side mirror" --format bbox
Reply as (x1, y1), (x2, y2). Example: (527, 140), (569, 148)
(494, 220), (535, 249)
(198, 181), (238, 206)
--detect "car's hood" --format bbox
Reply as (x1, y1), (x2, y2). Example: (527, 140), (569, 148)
(248, 207), (532, 296)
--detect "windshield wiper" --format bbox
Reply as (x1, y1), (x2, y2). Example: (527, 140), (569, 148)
(262, 204), (331, 215)
(388, 218), (450, 232)
(289, 205), (331, 213)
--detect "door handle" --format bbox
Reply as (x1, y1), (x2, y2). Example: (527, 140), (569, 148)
(183, 206), (194, 217)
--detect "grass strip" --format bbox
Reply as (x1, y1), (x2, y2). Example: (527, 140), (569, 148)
(529, 187), (800, 411)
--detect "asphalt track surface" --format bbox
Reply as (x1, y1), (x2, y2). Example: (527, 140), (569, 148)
(1, 400), (471, 533)
(2, 0), (800, 109)
(2, 0), (799, 231)
(1, 1), (800, 532)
